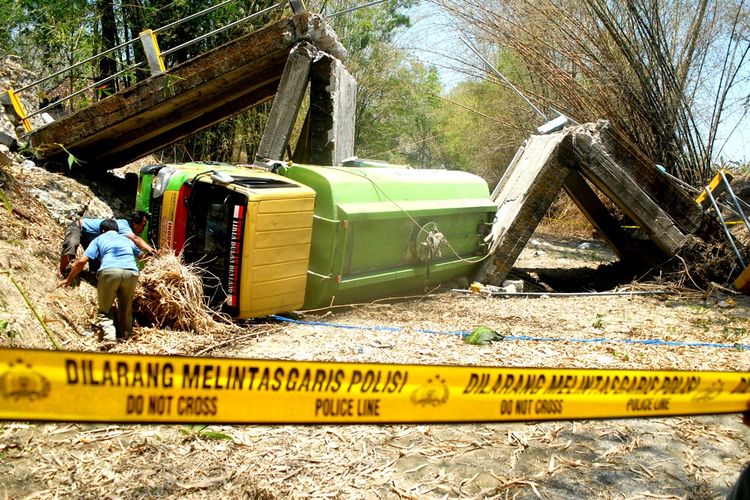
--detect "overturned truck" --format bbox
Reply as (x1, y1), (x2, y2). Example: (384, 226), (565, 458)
(136, 160), (496, 318)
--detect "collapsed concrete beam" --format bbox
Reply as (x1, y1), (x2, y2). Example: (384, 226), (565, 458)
(591, 122), (708, 236)
(291, 53), (357, 165)
(567, 129), (687, 256)
(0, 131), (18, 152)
(475, 132), (570, 282)
(308, 54), (356, 165)
(563, 170), (664, 267)
(256, 42), (315, 162)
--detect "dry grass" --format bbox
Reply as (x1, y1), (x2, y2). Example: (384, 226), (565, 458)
(539, 191), (596, 239)
(133, 252), (238, 335)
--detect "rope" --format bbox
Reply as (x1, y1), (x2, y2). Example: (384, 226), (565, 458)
(271, 315), (750, 351)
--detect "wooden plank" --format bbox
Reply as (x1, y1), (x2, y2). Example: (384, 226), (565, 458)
(568, 132), (686, 256)
(475, 133), (570, 282)
(563, 170), (665, 266)
(257, 42), (314, 161)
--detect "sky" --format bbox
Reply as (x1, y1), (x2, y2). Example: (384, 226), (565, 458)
(395, 2), (750, 165)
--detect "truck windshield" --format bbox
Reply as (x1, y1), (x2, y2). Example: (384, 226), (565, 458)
(184, 182), (247, 312)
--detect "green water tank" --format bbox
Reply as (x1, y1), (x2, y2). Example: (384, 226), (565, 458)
(281, 163), (497, 309)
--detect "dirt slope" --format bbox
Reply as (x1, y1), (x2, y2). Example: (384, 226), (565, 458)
(1, 150), (750, 499)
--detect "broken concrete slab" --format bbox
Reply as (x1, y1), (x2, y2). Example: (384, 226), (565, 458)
(256, 42), (315, 162)
(585, 121), (708, 236)
(308, 53), (356, 165)
(567, 130), (686, 256)
(562, 170), (664, 267)
(476, 132), (571, 282)
(27, 13), (347, 171)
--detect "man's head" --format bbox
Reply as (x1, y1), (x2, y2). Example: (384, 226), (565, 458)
(129, 210), (148, 235)
(100, 219), (119, 233)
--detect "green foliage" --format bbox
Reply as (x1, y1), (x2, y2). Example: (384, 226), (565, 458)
(180, 424), (232, 441)
(57, 144), (84, 170)
(2, 0), (94, 69)
(0, 319), (16, 340)
(432, 78), (534, 180)
(592, 313), (605, 329)
(465, 326), (504, 345)
(0, 189), (11, 213)
(318, 0), (416, 52)
(353, 46), (444, 166)
(608, 349), (629, 361)
(723, 325), (749, 338)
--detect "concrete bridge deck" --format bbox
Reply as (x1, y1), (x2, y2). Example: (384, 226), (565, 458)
(26, 13), (346, 170)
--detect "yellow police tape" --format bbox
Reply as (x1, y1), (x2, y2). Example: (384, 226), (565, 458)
(1, 348), (749, 423)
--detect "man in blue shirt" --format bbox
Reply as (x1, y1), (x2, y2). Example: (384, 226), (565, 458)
(58, 210), (155, 276)
(61, 219), (142, 341)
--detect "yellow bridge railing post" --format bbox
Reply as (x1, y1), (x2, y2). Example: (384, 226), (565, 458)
(139, 29), (167, 76)
(5, 90), (32, 133)
(696, 169), (733, 208)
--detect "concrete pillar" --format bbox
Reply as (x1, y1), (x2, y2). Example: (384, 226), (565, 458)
(308, 53), (356, 166)
(256, 42), (314, 162)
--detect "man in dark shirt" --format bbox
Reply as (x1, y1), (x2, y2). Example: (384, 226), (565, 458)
(58, 210), (154, 276)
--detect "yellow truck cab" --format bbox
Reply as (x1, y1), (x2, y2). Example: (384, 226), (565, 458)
(136, 162), (315, 318)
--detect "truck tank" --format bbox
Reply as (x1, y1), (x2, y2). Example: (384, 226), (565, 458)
(278, 160), (496, 309)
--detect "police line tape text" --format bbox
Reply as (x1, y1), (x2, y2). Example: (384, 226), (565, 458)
(463, 373), (703, 396)
(126, 395), (218, 416)
(314, 398), (381, 417)
(65, 359), (408, 394)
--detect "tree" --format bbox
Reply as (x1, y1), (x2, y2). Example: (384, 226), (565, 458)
(309, 0), (435, 164)
(437, 0), (750, 184)
(351, 46), (443, 166)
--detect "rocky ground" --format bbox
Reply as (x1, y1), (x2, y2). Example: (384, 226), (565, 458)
(1, 148), (750, 499)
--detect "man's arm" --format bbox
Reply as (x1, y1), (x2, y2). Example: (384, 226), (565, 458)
(127, 234), (158, 255)
(59, 256), (90, 287)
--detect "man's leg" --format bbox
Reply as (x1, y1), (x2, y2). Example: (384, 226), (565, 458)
(115, 270), (138, 339)
(59, 222), (81, 276)
(96, 269), (121, 341)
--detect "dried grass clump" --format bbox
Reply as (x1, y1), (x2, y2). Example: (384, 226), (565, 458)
(673, 235), (743, 290)
(133, 252), (235, 334)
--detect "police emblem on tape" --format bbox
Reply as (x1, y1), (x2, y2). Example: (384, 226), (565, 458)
(411, 374), (449, 407)
(0, 358), (50, 400)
